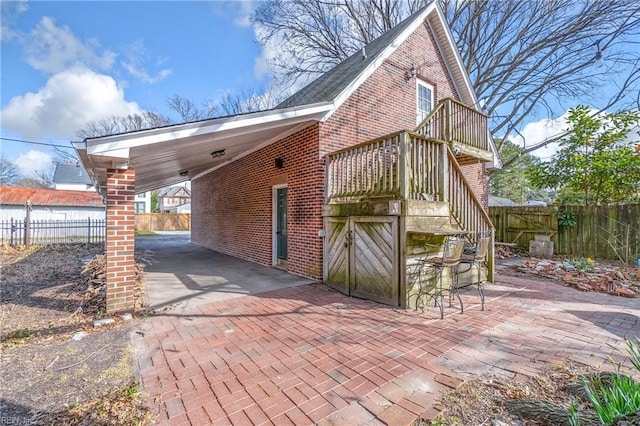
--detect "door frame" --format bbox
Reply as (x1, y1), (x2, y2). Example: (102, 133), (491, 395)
(272, 184), (288, 267)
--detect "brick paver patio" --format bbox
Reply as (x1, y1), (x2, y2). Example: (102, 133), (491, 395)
(134, 274), (640, 425)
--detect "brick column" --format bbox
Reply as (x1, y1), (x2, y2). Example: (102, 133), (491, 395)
(105, 168), (136, 313)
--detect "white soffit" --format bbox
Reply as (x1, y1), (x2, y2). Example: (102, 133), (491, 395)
(76, 102), (333, 194)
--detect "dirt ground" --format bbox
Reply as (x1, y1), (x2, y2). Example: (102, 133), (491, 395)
(0, 244), (151, 424)
(1, 243), (637, 425)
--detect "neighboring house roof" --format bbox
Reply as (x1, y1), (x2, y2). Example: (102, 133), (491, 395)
(488, 196), (516, 207)
(158, 186), (191, 197)
(74, 1), (495, 194)
(0, 186), (104, 208)
(53, 163), (92, 185)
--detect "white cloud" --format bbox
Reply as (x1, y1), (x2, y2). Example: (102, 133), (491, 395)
(24, 16), (116, 74)
(210, 1), (255, 28)
(121, 40), (173, 84)
(0, 67), (141, 139)
(233, 1), (255, 28)
(253, 52), (269, 80)
(14, 150), (52, 179)
(0, 0), (28, 42)
(514, 113), (571, 160)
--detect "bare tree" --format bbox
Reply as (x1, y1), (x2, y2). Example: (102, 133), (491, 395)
(219, 88), (287, 116)
(77, 111), (171, 139)
(53, 145), (79, 165)
(254, 0), (425, 84)
(166, 95), (219, 122)
(0, 158), (19, 186)
(253, 0), (640, 162)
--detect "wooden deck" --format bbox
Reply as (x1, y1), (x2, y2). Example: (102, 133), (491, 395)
(323, 99), (495, 308)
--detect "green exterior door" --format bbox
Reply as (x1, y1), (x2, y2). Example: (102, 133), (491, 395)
(276, 187), (288, 262)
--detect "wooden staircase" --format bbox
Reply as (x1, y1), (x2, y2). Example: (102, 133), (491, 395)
(323, 98), (495, 307)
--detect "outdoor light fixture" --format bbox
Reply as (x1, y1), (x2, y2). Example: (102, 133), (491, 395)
(275, 157), (284, 169)
(211, 149), (226, 159)
(405, 65), (417, 81)
(179, 170), (189, 177)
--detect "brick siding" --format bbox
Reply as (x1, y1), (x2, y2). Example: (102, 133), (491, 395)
(191, 19), (489, 280)
(105, 168), (136, 312)
(192, 124), (325, 280)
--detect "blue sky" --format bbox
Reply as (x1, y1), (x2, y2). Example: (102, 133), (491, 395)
(1, 0), (268, 178)
(2, 1), (637, 180)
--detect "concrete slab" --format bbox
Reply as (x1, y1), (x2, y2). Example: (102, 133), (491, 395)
(136, 233), (313, 313)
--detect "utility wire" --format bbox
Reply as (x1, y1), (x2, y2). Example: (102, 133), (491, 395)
(0, 137), (76, 149)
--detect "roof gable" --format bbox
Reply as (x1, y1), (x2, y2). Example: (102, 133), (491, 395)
(159, 186), (191, 197)
(276, 1), (477, 112)
(277, 5), (431, 109)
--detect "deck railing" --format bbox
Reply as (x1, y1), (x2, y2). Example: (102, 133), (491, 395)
(416, 98), (488, 151)
(326, 131), (403, 199)
(407, 134), (443, 200)
(326, 131), (492, 228)
(326, 132), (449, 201)
(446, 151), (493, 241)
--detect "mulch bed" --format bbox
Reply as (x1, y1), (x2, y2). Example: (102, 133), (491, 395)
(0, 244), (153, 425)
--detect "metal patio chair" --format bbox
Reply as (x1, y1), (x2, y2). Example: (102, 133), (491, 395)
(453, 230), (492, 312)
(415, 235), (466, 319)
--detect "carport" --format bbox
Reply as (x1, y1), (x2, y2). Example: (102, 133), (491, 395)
(73, 103), (332, 312)
(136, 233), (312, 313)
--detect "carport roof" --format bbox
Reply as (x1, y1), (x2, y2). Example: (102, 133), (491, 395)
(73, 102), (334, 194)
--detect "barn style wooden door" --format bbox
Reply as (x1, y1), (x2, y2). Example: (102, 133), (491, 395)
(324, 216), (399, 306)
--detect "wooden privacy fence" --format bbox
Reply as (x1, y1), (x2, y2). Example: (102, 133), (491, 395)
(0, 218), (106, 246)
(489, 204), (640, 263)
(135, 213), (191, 231)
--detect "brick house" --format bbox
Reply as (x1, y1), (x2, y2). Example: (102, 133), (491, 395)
(75, 2), (499, 312)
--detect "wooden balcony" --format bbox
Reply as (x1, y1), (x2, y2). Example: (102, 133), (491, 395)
(415, 98), (493, 165)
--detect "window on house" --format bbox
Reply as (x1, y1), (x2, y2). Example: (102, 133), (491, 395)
(416, 80), (434, 124)
(137, 192), (146, 198)
(135, 202), (146, 213)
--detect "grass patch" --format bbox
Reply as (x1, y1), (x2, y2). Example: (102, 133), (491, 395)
(134, 230), (157, 236)
(1, 328), (35, 346)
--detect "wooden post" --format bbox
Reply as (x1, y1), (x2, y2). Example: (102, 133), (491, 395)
(398, 132), (409, 200)
(439, 144), (449, 203)
(444, 99), (452, 143)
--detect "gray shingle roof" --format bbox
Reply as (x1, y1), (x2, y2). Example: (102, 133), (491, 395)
(158, 186), (190, 197)
(53, 163), (92, 185)
(276, 3), (433, 109)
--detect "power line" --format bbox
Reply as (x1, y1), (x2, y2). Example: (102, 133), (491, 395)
(0, 137), (76, 149)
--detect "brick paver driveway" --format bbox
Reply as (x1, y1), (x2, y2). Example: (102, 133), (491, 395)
(134, 274), (639, 425)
